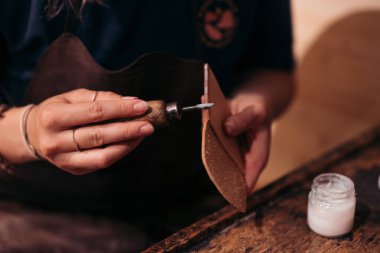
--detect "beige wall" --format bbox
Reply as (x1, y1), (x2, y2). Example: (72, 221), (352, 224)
(292, 0), (380, 61)
(256, 0), (380, 189)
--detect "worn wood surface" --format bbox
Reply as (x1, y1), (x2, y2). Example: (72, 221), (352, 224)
(144, 125), (380, 252)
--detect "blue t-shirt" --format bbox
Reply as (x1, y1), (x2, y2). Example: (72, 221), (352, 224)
(0, 0), (293, 105)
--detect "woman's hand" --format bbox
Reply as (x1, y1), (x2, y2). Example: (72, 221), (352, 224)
(224, 94), (272, 192)
(27, 89), (154, 175)
(223, 71), (294, 191)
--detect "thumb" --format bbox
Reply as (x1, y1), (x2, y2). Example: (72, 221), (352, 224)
(224, 106), (259, 136)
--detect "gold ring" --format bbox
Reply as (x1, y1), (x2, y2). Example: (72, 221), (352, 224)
(72, 128), (81, 152)
(91, 91), (98, 102)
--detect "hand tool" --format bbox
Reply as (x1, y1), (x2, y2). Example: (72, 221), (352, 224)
(130, 100), (214, 128)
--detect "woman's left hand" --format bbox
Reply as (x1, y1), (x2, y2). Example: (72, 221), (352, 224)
(223, 94), (272, 192)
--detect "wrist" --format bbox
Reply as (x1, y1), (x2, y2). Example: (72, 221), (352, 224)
(22, 105), (41, 160)
(0, 106), (40, 163)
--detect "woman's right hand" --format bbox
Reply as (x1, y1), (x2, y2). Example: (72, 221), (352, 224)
(27, 89), (154, 175)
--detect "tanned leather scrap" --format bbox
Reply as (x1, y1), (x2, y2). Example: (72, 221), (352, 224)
(201, 64), (247, 212)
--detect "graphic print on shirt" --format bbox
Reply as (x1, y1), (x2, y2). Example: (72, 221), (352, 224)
(198, 0), (239, 49)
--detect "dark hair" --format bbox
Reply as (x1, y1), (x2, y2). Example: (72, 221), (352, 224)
(45, 0), (103, 19)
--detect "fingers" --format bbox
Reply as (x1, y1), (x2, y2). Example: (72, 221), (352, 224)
(52, 139), (143, 175)
(63, 89), (124, 102)
(40, 98), (149, 129)
(73, 121), (154, 150)
(38, 121), (153, 155)
(32, 89), (151, 175)
(243, 127), (271, 192)
(224, 106), (261, 136)
(223, 99), (272, 190)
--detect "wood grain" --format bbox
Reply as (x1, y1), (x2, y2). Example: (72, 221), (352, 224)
(144, 125), (380, 252)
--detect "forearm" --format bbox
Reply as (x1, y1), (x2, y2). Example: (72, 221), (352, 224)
(231, 70), (295, 119)
(0, 106), (36, 163)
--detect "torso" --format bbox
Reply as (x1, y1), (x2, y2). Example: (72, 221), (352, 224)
(0, 0), (263, 238)
(0, 0), (257, 104)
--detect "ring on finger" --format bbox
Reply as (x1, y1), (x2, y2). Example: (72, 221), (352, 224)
(72, 128), (82, 152)
(91, 91), (99, 102)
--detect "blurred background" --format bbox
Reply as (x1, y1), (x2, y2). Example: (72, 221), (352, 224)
(256, 0), (380, 189)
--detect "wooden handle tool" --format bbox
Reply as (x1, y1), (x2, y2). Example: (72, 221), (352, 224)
(130, 100), (214, 128)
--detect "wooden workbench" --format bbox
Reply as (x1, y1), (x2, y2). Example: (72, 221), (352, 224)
(144, 126), (380, 252)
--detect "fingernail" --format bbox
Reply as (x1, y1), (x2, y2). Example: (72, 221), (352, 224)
(122, 96), (137, 100)
(133, 101), (148, 113)
(139, 124), (154, 135)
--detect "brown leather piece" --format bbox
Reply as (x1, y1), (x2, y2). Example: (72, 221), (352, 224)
(202, 64), (247, 212)
(202, 121), (247, 212)
(25, 34), (204, 105)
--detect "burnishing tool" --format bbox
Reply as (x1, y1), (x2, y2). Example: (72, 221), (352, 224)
(128, 100), (214, 128)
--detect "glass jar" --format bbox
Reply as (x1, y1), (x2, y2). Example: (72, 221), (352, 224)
(307, 173), (356, 238)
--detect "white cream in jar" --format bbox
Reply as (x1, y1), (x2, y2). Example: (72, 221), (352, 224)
(307, 173), (356, 238)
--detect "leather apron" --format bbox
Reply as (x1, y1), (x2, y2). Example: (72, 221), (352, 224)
(0, 8), (222, 232)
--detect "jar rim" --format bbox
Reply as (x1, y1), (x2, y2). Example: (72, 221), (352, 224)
(311, 173), (355, 201)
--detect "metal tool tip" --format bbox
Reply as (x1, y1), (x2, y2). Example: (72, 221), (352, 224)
(199, 103), (215, 109)
(181, 103), (215, 112)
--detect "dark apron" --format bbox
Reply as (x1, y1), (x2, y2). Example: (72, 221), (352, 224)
(0, 7), (223, 240)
